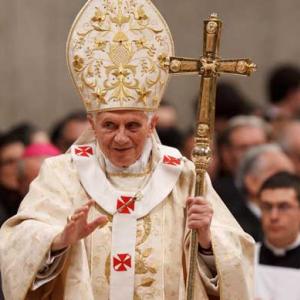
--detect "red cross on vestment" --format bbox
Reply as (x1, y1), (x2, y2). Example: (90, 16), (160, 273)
(163, 155), (181, 166)
(113, 253), (132, 272)
(116, 196), (135, 214)
(75, 146), (94, 157)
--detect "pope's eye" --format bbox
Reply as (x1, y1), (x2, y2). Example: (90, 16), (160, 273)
(126, 122), (141, 131)
(103, 122), (116, 130)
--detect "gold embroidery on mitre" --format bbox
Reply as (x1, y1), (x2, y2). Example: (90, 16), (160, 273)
(67, 0), (174, 112)
(93, 87), (107, 104)
(73, 55), (84, 72)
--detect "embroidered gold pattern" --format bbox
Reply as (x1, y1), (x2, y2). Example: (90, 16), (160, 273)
(93, 87), (107, 104)
(67, 0), (174, 112)
(73, 55), (84, 72)
(107, 168), (151, 178)
(106, 155), (152, 177)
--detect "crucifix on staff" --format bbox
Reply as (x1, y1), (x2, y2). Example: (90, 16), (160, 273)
(164, 13), (256, 300)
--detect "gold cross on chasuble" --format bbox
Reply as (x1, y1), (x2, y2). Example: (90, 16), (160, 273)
(165, 13), (256, 300)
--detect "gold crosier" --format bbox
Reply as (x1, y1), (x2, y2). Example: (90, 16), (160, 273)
(165, 13), (256, 300)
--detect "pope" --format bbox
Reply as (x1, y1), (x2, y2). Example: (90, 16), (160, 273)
(0, 0), (254, 299)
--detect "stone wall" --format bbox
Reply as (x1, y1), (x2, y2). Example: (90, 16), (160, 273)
(1, 0), (300, 131)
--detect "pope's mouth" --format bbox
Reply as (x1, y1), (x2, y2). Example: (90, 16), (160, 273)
(113, 147), (132, 152)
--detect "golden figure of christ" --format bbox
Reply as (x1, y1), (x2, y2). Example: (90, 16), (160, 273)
(166, 13), (256, 300)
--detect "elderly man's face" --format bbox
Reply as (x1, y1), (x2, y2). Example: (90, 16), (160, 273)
(245, 151), (295, 199)
(89, 110), (157, 168)
(227, 126), (267, 172)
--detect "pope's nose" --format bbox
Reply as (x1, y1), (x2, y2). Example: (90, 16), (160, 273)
(114, 128), (130, 144)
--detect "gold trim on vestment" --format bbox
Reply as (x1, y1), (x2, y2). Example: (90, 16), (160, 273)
(106, 161), (152, 178)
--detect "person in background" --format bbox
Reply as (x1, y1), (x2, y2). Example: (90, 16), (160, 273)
(235, 144), (295, 241)
(267, 65), (300, 122)
(278, 120), (300, 176)
(17, 143), (61, 196)
(50, 111), (90, 152)
(265, 64), (300, 138)
(156, 100), (178, 129)
(213, 115), (270, 214)
(255, 172), (300, 300)
(217, 115), (270, 177)
(0, 133), (24, 222)
(9, 122), (49, 146)
(156, 101), (183, 150)
(157, 126), (183, 150)
(213, 82), (259, 134)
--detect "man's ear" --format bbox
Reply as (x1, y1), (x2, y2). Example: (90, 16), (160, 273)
(149, 114), (159, 134)
(87, 113), (95, 131)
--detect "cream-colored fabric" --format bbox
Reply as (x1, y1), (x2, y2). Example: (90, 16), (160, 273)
(0, 152), (254, 300)
(32, 247), (68, 290)
(67, 0), (174, 113)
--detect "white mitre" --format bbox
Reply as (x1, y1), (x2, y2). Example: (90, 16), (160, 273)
(67, 0), (174, 114)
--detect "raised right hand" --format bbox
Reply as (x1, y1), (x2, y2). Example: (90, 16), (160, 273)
(51, 200), (108, 251)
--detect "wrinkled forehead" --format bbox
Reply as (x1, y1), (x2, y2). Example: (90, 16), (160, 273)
(91, 110), (153, 122)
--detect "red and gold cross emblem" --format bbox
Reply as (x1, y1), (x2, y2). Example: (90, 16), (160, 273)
(113, 253), (132, 272)
(163, 155), (181, 166)
(116, 196), (135, 214)
(74, 146), (94, 157)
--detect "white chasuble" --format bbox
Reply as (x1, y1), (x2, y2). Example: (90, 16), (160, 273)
(0, 140), (255, 300)
(71, 143), (183, 300)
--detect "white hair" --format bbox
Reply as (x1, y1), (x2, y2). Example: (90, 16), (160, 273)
(228, 115), (271, 136)
(235, 143), (282, 191)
